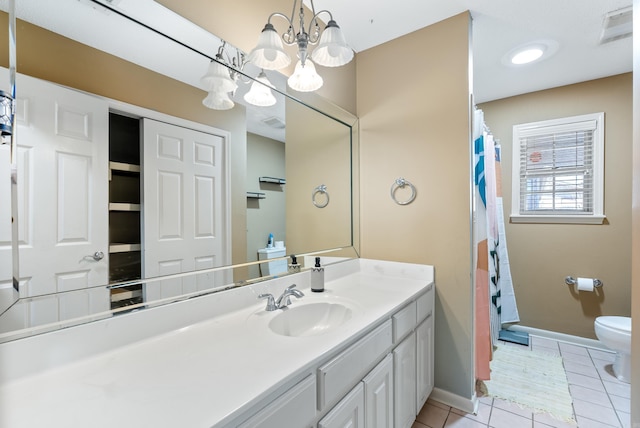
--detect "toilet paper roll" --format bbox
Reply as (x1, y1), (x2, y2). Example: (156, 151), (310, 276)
(576, 277), (594, 292)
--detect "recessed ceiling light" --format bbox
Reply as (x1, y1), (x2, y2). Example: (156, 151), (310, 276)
(502, 40), (559, 67)
(511, 47), (544, 65)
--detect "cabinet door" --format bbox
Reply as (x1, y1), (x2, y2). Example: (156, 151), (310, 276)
(319, 382), (365, 428)
(238, 375), (316, 428)
(363, 354), (393, 428)
(416, 313), (434, 411)
(393, 332), (416, 428)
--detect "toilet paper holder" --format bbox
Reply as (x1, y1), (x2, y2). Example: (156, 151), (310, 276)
(565, 276), (603, 288)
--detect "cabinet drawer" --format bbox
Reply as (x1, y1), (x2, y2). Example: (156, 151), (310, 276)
(318, 320), (392, 411)
(392, 302), (416, 344)
(416, 283), (434, 324)
(238, 374), (316, 428)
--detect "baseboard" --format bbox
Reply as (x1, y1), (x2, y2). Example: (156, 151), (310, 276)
(429, 387), (478, 414)
(505, 324), (609, 351)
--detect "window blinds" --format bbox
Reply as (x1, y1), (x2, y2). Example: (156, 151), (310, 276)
(517, 119), (597, 215)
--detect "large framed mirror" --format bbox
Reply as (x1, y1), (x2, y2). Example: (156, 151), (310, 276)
(0, 0), (359, 341)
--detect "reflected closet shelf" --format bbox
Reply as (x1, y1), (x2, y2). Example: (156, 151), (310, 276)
(109, 203), (141, 211)
(109, 243), (141, 253)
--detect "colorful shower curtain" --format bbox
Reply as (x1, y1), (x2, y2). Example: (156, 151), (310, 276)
(473, 109), (520, 381)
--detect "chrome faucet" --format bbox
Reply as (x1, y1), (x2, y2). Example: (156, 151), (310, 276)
(258, 284), (305, 311)
(276, 284), (304, 308)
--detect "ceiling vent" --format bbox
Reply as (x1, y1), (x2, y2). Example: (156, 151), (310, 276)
(600, 6), (633, 44)
(262, 116), (286, 129)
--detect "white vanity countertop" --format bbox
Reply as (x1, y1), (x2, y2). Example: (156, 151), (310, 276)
(0, 259), (433, 428)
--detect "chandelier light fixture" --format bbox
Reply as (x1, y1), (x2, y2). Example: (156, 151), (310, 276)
(248, 0), (353, 92)
(201, 41), (277, 110)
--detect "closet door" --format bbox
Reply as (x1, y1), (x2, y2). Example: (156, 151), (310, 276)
(142, 118), (228, 301)
(0, 71), (110, 326)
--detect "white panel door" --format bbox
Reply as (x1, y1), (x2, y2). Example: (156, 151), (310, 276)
(0, 71), (110, 326)
(143, 118), (227, 301)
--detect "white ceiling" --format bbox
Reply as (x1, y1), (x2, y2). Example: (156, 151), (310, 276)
(309, 0), (633, 103)
(0, 0), (633, 139)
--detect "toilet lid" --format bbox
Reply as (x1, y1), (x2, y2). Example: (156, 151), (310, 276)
(596, 316), (631, 333)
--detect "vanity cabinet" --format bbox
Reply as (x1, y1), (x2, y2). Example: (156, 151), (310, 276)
(228, 281), (434, 428)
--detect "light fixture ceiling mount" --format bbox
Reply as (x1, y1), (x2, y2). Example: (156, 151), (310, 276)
(200, 41), (277, 110)
(249, 0), (353, 92)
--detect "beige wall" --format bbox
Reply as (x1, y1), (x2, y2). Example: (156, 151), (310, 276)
(479, 74), (633, 339)
(357, 13), (474, 400)
(246, 133), (286, 278)
(1, 17), (249, 270)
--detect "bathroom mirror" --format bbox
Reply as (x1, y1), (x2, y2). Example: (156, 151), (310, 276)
(0, 0), (359, 340)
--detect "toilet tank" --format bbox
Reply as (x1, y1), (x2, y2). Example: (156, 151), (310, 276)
(258, 247), (287, 276)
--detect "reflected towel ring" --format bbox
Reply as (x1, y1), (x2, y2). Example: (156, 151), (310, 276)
(390, 177), (416, 205)
(312, 184), (329, 208)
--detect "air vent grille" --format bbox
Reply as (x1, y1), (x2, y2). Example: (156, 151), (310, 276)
(600, 6), (633, 44)
(262, 116), (286, 129)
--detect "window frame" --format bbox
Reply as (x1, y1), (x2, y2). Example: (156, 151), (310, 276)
(510, 112), (605, 224)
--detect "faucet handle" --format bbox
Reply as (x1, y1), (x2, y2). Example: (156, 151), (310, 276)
(285, 283), (298, 291)
(258, 293), (278, 311)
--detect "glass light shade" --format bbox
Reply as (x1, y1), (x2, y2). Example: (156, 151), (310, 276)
(243, 72), (276, 107)
(287, 60), (323, 92)
(202, 91), (234, 110)
(311, 20), (353, 67)
(201, 60), (238, 93)
(248, 23), (291, 70)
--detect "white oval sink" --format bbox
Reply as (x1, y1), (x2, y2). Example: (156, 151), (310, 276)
(268, 302), (354, 337)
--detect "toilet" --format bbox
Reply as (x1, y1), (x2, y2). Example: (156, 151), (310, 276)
(594, 316), (632, 383)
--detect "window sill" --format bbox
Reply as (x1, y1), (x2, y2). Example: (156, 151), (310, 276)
(510, 215), (606, 225)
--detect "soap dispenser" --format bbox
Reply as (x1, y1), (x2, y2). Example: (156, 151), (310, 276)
(311, 257), (324, 292)
(288, 255), (301, 274)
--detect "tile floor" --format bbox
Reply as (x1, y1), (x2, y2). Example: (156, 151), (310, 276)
(413, 336), (631, 428)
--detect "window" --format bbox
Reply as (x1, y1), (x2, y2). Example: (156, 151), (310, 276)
(511, 112), (605, 224)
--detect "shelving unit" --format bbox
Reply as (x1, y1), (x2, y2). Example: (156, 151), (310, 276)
(259, 176), (286, 185)
(108, 113), (143, 310)
(247, 191), (266, 199)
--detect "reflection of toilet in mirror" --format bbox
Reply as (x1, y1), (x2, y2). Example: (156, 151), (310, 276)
(258, 246), (287, 276)
(594, 316), (632, 383)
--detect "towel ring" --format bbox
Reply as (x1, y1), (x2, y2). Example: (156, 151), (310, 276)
(312, 184), (329, 208)
(390, 177), (416, 205)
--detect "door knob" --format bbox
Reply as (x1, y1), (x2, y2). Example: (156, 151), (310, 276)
(91, 251), (105, 261)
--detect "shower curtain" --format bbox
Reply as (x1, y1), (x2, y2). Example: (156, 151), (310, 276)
(473, 109), (520, 381)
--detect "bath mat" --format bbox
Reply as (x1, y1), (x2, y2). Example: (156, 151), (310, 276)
(483, 345), (574, 422)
